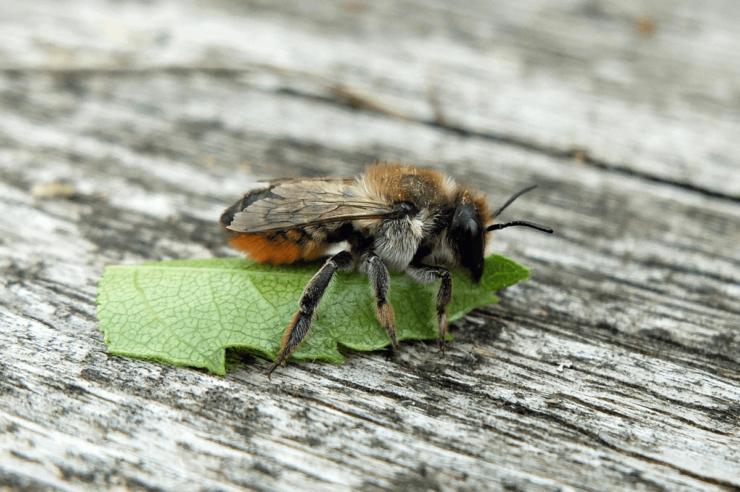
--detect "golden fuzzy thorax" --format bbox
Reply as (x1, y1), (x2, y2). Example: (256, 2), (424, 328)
(362, 162), (455, 206)
(362, 162), (491, 223)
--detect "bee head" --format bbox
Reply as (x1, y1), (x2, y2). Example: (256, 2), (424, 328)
(449, 185), (554, 283)
(449, 199), (486, 283)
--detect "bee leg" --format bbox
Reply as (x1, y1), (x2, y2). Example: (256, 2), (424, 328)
(364, 253), (399, 352)
(267, 250), (353, 377)
(406, 264), (452, 353)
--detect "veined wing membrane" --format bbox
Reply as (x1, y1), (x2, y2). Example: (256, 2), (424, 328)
(225, 178), (395, 233)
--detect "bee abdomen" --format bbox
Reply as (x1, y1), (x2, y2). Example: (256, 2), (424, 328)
(229, 229), (328, 265)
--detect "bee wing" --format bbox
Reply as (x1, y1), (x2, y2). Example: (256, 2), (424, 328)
(224, 178), (394, 233)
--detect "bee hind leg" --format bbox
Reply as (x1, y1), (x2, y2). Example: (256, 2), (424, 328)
(406, 264), (452, 353)
(363, 252), (399, 352)
(267, 250), (353, 377)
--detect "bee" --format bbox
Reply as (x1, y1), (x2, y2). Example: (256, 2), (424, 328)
(220, 162), (552, 375)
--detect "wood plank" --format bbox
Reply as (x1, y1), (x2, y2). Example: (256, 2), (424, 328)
(1, 0), (739, 198)
(2, 0), (739, 489)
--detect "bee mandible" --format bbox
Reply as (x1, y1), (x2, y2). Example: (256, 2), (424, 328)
(220, 162), (553, 375)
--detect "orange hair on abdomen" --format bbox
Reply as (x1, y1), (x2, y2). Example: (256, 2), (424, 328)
(229, 232), (327, 264)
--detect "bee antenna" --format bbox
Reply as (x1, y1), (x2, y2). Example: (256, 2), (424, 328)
(493, 184), (538, 218)
(487, 220), (553, 234)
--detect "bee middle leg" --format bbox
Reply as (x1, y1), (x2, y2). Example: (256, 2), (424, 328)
(363, 252), (399, 352)
(405, 264), (452, 352)
(267, 250), (353, 376)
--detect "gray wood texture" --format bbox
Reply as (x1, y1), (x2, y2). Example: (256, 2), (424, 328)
(1, 1), (739, 490)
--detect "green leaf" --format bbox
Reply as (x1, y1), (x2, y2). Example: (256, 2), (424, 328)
(96, 255), (529, 375)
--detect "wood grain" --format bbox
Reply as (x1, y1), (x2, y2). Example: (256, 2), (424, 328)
(0, 1), (738, 491)
(2, 0), (739, 199)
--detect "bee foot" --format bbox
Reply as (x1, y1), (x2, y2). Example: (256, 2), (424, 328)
(437, 339), (447, 354)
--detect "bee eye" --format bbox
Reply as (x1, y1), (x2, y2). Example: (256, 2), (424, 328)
(451, 202), (479, 232)
(449, 202), (485, 282)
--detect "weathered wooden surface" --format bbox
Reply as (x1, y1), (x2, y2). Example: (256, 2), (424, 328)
(1, 1), (739, 490)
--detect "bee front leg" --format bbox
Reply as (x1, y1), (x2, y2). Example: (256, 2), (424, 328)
(267, 250), (353, 377)
(406, 264), (452, 353)
(363, 252), (399, 352)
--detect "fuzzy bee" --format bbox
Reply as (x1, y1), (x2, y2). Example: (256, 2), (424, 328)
(220, 162), (552, 375)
